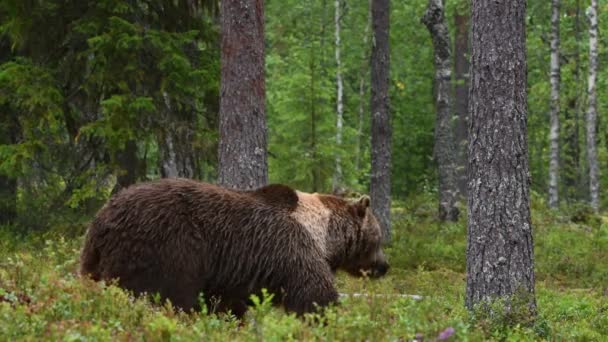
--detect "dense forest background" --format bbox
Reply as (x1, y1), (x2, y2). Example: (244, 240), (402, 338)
(1, 0), (607, 231)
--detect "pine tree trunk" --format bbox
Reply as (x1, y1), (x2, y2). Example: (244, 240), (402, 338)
(586, 0), (600, 211)
(422, 0), (459, 222)
(453, 10), (470, 199)
(548, 0), (560, 208)
(370, 0), (392, 243)
(356, 0), (372, 173)
(218, 0), (268, 190)
(466, 0), (536, 315)
(333, 0), (344, 192)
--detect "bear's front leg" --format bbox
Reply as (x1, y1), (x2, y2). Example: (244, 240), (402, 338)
(283, 276), (339, 316)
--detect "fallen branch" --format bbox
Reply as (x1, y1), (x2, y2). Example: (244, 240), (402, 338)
(339, 293), (423, 300)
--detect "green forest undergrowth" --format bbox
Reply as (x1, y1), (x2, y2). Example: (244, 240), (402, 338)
(1, 192), (607, 341)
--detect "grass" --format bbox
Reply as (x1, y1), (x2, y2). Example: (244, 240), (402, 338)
(1, 192), (607, 341)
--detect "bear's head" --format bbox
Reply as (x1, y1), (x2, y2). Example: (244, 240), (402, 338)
(340, 195), (389, 278)
(293, 192), (389, 279)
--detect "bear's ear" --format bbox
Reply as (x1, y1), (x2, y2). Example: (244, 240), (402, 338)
(358, 195), (371, 208)
(351, 195), (371, 218)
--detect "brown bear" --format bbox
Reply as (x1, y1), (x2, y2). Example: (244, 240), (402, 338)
(80, 178), (389, 317)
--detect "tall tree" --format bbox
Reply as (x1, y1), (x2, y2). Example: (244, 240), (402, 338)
(548, 0), (561, 208)
(333, 0), (344, 192)
(586, 0), (599, 211)
(218, 0), (268, 190)
(466, 0), (536, 316)
(453, 6), (470, 198)
(370, 0), (392, 242)
(422, 0), (459, 222)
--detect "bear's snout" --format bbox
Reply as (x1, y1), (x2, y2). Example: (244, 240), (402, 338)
(370, 261), (389, 278)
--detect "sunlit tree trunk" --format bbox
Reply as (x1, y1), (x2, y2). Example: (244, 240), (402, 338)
(333, 0), (344, 192)
(218, 0), (268, 190)
(453, 9), (470, 198)
(466, 0), (536, 316)
(548, 0), (560, 208)
(422, 0), (459, 222)
(586, 0), (599, 211)
(370, 0), (392, 243)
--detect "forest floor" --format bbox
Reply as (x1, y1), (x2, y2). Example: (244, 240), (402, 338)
(1, 192), (607, 341)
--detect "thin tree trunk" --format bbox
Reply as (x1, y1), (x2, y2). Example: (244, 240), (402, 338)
(356, 0), (372, 173)
(159, 93), (196, 179)
(548, 0), (560, 208)
(586, 0), (599, 211)
(564, 0), (583, 202)
(453, 10), (470, 199)
(333, 0), (344, 192)
(0, 110), (17, 225)
(466, 0), (536, 316)
(370, 0), (392, 243)
(218, 0), (267, 190)
(310, 0), (324, 192)
(112, 140), (139, 194)
(422, 0), (459, 222)
(0, 175), (17, 225)
(310, 35), (320, 192)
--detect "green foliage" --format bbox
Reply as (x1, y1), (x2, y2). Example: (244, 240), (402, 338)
(0, 0), (219, 230)
(1, 194), (606, 341)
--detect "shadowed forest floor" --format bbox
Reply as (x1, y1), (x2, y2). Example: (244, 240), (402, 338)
(1, 192), (607, 341)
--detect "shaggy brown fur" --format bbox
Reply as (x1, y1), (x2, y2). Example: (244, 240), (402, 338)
(80, 178), (388, 317)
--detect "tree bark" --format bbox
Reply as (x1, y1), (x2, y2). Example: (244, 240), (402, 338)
(453, 9), (470, 199)
(218, 0), (267, 190)
(370, 0), (392, 243)
(422, 0), (459, 222)
(466, 0), (536, 316)
(333, 0), (344, 192)
(586, 0), (599, 211)
(548, 0), (560, 209)
(112, 140), (139, 194)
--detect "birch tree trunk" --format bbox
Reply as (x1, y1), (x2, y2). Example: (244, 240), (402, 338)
(370, 0), (392, 243)
(586, 0), (600, 211)
(422, 0), (459, 222)
(333, 0), (344, 192)
(218, 0), (268, 190)
(548, 0), (561, 208)
(356, 0), (372, 173)
(159, 93), (196, 179)
(466, 0), (536, 315)
(453, 10), (470, 198)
